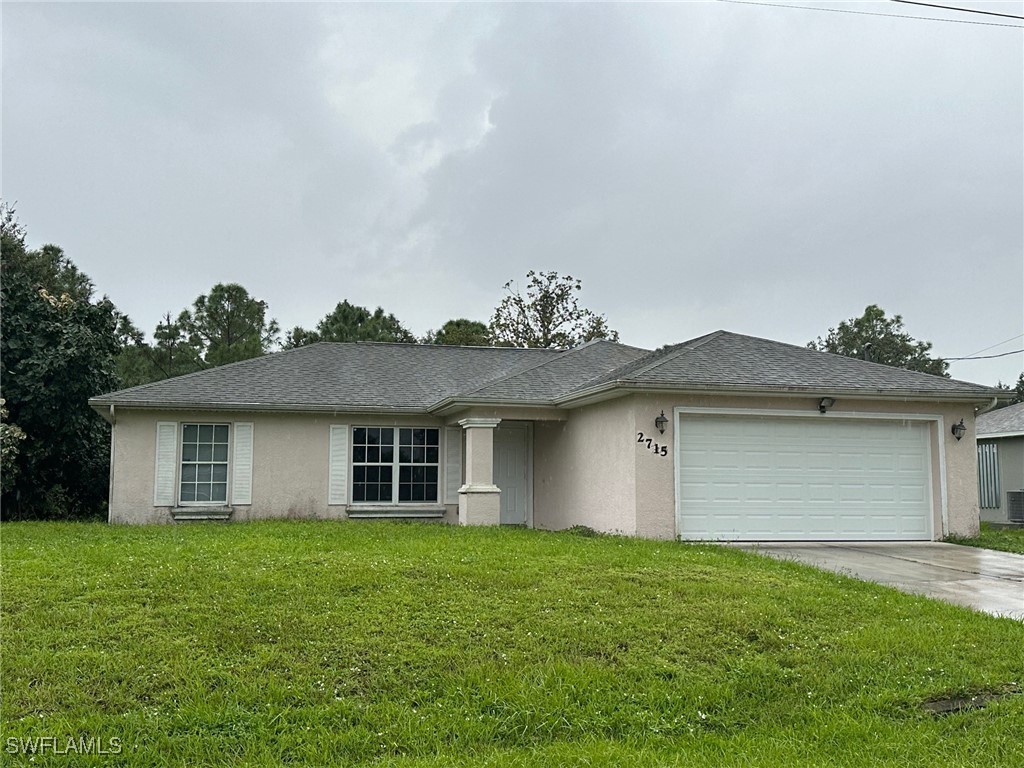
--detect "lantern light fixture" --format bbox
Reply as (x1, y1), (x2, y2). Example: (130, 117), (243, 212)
(655, 410), (668, 434)
(951, 419), (966, 441)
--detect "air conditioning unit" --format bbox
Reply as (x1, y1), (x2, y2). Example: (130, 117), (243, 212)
(1008, 491), (1024, 523)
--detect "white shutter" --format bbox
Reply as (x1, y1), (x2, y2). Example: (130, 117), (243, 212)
(445, 426), (462, 504)
(328, 424), (349, 505)
(154, 422), (178, 506)
(231, 422), (254, 506)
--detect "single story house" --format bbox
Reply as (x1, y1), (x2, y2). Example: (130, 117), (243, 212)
(977, 402), (1024, 524)
(89, 330), (1000, 541)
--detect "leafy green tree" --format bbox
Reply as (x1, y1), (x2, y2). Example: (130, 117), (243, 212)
(179, 283), (280, 366)
(1, 205), (121, 519)
(992, 373), (1024, 408)
(285, 300), (416, 347)
(808, 304), (948, 377)
(115, 312), (205, 388)
(423, 318), (491, 346)
(490, 271), (619, 348)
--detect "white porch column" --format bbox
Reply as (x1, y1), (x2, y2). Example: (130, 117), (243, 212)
(458, 418), (501, 526)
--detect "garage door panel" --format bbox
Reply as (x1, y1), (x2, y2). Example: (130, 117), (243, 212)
(677, 414), (932, 541)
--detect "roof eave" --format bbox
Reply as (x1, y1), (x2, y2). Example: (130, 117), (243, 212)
(88, 398), (432, 417)
(556, 381), (1001, 409)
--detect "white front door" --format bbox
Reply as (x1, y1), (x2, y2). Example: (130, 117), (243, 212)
(494, 424), (530, 525)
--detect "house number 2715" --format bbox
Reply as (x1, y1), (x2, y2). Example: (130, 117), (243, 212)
(636, 432), (668, 457)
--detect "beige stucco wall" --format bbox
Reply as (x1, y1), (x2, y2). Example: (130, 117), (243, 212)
(108, 409), (456, 524)
(628, 392), (981, 540)
(533, 397), (637, 535)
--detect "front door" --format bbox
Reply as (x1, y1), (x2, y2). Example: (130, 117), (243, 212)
(494, 423), (530, 525)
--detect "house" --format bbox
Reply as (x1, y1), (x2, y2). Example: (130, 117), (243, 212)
(89, 330), (1000, 541)
(977, 402), (1024, 524)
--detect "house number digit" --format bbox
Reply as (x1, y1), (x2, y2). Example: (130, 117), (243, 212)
(636, 432), (669, 457)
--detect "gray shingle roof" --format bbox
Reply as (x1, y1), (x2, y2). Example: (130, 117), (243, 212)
(577, 331), (997, 398)
(91, 331), (999, 413)
(454, 340), (650, 403)
(92, 343), (561, 411)
(977, 402), (1024, 437)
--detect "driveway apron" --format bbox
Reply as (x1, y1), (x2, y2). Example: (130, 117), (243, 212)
(735, 542), (1024, 620)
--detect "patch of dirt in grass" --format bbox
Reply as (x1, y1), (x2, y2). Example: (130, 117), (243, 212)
(922, 683), (1021, 716)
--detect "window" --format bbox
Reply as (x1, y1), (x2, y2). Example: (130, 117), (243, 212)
(180, 424), (229, 504)
(352, 427), (439, 504)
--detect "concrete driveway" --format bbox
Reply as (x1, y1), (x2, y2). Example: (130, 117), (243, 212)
(734, 542), (1024, 620)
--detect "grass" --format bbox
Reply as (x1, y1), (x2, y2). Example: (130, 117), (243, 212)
(947, 522), (1024, 555)
(1, 521), (1022, 767)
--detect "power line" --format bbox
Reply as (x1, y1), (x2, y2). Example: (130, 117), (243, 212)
(963, 332), (1024, 358)
(717, 0), (1024, 28)
(891, 1), (1024, 21)
(945, 348), (1024, 360)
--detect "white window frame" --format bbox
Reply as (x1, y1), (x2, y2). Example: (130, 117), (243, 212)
(350, 426), (441, 505)
(178, 422), (232, 506)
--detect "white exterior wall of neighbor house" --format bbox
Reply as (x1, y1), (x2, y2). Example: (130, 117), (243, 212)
(629, 393), (981, 540)
(533, 397), (637, 535)
(108, 409), (457, 524)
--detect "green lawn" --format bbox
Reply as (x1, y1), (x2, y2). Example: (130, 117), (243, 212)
(2, 522), (1022, 767)
(947, 522), (1024, 555)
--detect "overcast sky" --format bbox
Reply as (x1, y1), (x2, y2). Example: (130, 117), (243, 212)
(3, 1), (1022, 386)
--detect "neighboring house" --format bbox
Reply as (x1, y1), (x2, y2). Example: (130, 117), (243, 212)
(89, 330), (1000, 541)
(977, 402), (1024, 524)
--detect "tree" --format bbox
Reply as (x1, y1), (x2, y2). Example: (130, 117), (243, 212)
(808, 304), (948, 377)
(1, 205), (121, 519)
(115, 311), (205, 388)
(423, 318), (491, 346)
(285, 300), (416, 347)
(490, 270), (619, 348)
(179, 283), (280, 366)
(992, 373), (1024, 409)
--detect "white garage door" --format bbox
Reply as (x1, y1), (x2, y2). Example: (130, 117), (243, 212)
(676, 413), (933, 541)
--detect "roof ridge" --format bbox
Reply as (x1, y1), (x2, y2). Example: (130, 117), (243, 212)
(606, 330), (724, 382)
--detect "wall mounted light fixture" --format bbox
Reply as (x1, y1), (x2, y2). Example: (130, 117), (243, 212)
(951, 419), (966, 441)
(818, 397), (836, 414)
(655, 410), (668, 434)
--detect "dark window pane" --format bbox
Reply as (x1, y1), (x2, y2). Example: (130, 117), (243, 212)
(412, 466), (425, 483)
(399, 446), (411, 463)
(198, 444), (213, 461)
(380, 481), (392, 500)
(353, 484), (365, 502)
(426, 447), (438, 464)
(399, 484), (411, 502)
(180, 484), (196, 502)
(182, 444), (197, 461)
(399, 428), (411, 446)
(414, 429), (427, 446)
(354, 466), (366, 483)
(381, 428), (394, 445)
(354, 427), (366, 444)
(425, 429), (439, 446)
(425, 483), (437, 502)
(399, 466), (411, 483)
(183, 424), (198, 442)
(214, 425), (229, 442)
(196, 484), (212, 501)
(367, 466), (379, 483)
(197, 465), (212, 483)
(199, 425), (214, 442)
(353, 446), (366, 463)
(365, 485), (379, 502)
(381, 445), (394, 463)
(367, 447), (380, 463)
(412, 484), (424, 501)
(212, 465), (227, 482)
(413, 447), (425, 463)
(381, 466), (392, 482)
(213, 444), (228, 462)
(212, 483), (227, 502)
(425, 466), (438, 483)
(181, 465), (197, 482)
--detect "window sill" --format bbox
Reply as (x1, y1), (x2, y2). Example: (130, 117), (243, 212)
(346, 505), (446, 519)
(171, 506), (234, 522)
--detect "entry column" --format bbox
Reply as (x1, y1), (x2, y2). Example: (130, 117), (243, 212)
(458, 418), (501, 526)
